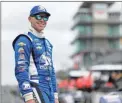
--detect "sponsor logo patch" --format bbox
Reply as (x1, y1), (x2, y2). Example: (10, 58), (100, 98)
(18, 48), (24, 53)
(34, 39), (39, 42)
(35, 43), (42, 46)
(19, 54), (25, 60)
(17, 61), (25, 65)
(45, 77), (51, 81)
(18, 68), (25, 72)
(36, 46), (42, 50)
(17, 42), (26, 46)
(22, 82), (31, 90)
(38, 6), (45, 11)
(39, 52), (52, 67)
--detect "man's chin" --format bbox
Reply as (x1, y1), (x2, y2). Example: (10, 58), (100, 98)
(38, 28), (44, 32)
(39, 27), (45, 30)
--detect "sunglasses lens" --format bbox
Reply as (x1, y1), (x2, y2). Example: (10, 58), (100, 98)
(35, 15), (42, 20)
(43, 17), (48, 21)
(34, 15), (49, 21)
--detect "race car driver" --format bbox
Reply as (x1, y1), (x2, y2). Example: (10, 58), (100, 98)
(12, 5), (59, 103)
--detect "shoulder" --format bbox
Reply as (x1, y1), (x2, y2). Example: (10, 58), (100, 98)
(45, 38), (53, 47)
(12, 34), (32, 49)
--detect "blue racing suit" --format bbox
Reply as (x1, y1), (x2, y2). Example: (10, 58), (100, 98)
(12, 31), (58, 103)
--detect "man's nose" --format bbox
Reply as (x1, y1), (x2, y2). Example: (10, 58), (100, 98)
(39, 18), (45, 22)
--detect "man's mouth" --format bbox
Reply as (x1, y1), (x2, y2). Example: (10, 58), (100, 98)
(37, 22), (45, 27)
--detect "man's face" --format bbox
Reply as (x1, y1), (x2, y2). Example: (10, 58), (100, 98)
(29, 13), (49, 32)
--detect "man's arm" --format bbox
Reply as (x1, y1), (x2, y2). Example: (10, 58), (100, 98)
(13, 36), (34, 102)
(51, 65), (59, 103)
(51, 66), (58, 97)
(50, 48), (58, 100)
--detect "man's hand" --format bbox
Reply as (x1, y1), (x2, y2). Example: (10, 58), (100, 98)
(26, 99), (36, 103)
(55, 99), (59, 103)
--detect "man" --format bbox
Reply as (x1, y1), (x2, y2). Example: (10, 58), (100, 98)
(99, 71), (122, 103)
(12, 5), (59, 103)
(111, 71), (122, 91)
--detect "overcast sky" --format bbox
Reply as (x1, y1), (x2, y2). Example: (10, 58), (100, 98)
(1, 2), (122, 85)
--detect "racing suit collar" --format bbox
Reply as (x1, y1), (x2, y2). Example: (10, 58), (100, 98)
(29, 26), (45, 38)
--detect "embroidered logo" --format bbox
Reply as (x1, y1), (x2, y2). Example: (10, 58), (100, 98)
(34, 39), (39, 42)
(17, 61), (25, 65)
(36, 46), (42, 50)
(18, 48), (24, 53)
(38, 6), (46, 11)
(22, 82), (31, 90)
(19, 54), (25, 60)
(18, 42), (26, 46)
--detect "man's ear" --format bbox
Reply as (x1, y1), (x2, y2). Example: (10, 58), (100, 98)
(28, 16), (31, 22)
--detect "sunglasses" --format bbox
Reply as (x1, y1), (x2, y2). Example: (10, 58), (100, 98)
(31, 14), (49, 21)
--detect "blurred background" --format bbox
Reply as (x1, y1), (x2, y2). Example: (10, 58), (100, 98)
(1, 1), (122, 103)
